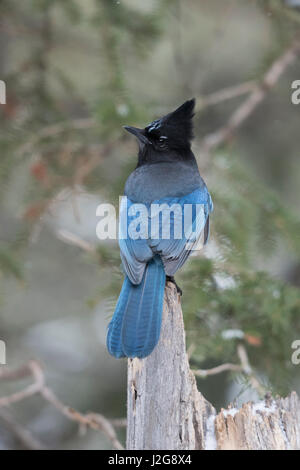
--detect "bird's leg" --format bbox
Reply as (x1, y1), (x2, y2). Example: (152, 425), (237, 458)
(166, 275), (183, 296)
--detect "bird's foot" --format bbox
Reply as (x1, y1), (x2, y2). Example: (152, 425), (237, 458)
(166, 276), (183, 296)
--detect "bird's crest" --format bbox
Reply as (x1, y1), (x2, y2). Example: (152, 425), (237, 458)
(146, 98), (196, 150)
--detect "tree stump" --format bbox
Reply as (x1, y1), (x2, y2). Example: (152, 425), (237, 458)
(127, 282), (300, 450)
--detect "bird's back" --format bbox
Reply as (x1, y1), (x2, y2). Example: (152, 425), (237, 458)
(125, 160), (205, 204)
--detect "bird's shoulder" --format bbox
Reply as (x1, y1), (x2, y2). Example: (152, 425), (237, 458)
(124, 161), (205, 204)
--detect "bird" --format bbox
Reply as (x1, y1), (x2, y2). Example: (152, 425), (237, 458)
(107, 98), (213, 359)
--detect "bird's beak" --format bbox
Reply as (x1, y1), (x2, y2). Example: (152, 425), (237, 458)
(123, 126), (151, 145)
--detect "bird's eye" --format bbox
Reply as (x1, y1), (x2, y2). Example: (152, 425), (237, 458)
(158, 136), (167, 143)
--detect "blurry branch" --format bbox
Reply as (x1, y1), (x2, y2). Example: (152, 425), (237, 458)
(237, 344), (266, 396)
(110, 418), (127, 428)
(196, 80), (257, 110)
(55, 229), (96, 253)
(193, 343), (266, 395)
(193, 363), (243, 378)
(200, 36), (300, 154)
(155, 81), (257, 116)
(0, 360), (125, 450)
(16, 118), (97, 160)
(0, 409), (46, 450)
(0, 360), (44, 406)
(24, 137), (116, 245)
(73, 141), (116, 185)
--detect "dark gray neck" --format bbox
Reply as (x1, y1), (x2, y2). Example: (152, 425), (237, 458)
(136, 146), (195, 168)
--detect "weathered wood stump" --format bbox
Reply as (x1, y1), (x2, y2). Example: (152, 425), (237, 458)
(127, 283), (300, 450)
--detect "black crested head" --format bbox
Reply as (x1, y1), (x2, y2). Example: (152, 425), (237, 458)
(145, 98), (195, 152)
(124, 99), (196, 158)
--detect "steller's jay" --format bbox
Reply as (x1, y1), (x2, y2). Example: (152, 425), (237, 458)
(107, 98), (213, 358)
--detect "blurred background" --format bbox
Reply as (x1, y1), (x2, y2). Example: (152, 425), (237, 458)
(0, 0), (300, 450)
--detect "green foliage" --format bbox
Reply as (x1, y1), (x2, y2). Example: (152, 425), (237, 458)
(0, 243), (23, 280)
(211, 151), (300, 264)
(177, 149), (300, 395)
(183, 260), (300, 394)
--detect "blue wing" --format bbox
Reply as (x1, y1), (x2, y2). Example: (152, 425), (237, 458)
(149, 187), (213, 275)
(119, 196), (152, 284)
(118, 187), (213, 283)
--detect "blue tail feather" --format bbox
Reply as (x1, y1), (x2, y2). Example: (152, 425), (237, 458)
(106, 278), (131, 358)
(106, 256), (166, 359)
